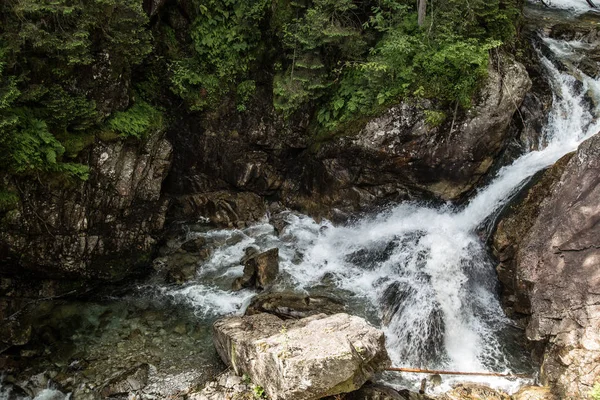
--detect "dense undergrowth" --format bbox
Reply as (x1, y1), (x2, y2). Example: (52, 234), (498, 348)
(0, 0), (523, 185)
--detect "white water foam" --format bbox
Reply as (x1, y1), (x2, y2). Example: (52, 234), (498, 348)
(161, 35), (599, 393)
(532, 0), (598, 14)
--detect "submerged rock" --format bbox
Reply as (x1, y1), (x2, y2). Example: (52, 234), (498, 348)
(245, 291), (345, 319)
(100, 363), (150, 397)
(212, 312), (391, 400)
(492, 133), (600, 398)
(232, 248), (279, 291)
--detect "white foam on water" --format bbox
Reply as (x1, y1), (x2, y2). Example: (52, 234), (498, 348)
(162, 33), (599, 393)
(533, 0), (598, 13)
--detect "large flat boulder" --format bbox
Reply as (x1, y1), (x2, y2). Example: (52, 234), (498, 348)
(212, 313), (391, 400)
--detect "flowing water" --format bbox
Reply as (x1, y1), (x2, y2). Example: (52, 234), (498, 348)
(2, 2), (599, 398)
(162, 21), (600, 395)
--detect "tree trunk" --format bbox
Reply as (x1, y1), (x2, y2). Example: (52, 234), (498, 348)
(418, 0), (427, 26)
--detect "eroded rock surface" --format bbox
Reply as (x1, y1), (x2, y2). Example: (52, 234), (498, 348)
(167, 57), (530, 220)
(232, 248), (279, 291)
(245, 291), (345, 319)
(212, 312), (390, 400)
(492, 133), (600, 398)
(0, 128), (172, 281)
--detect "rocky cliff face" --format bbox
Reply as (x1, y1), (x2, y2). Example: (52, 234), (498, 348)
(167, 56), (531, 222)
(0, 56), (529, 283)
(0, 129), (172, 281)
(492, 133), (600, 399)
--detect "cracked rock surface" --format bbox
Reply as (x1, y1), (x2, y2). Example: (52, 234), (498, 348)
(493, 133), (600, 399)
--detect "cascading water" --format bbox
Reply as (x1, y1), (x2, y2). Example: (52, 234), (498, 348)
(3, 3), (599, 398)
(164, 28), (600, 393)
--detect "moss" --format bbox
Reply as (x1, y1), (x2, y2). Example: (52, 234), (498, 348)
(0, 189), (19, 212)
(55, 131), (96, 158)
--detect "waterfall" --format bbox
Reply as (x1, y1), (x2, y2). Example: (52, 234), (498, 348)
(164, 32), (599, 392)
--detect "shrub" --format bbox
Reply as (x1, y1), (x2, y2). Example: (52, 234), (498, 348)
(107, 100), (163, 139)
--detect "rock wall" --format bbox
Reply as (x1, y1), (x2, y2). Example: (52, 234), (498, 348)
(0, 129), (172, 281)
(167, 56), (531, 222)
(492, 133), (600, 399)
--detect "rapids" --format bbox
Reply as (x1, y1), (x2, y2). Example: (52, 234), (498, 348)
(2, 1), (599, 397)
(162, 15), (600, 395)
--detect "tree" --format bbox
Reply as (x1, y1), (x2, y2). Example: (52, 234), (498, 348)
(418, 0), (427, 26)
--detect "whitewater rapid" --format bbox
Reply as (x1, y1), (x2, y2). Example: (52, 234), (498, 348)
(162, 32), (599, 393)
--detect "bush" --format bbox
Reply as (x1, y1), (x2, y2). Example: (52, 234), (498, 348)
(107, 100), (163, 139)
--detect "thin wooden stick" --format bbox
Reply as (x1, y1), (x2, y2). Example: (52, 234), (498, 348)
(386, 367), (531, 378)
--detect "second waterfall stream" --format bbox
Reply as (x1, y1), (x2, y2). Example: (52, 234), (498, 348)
(162, 9), (600, 395)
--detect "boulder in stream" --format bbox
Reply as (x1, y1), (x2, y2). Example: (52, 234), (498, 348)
(245, 291), (345, 319)
(212, 312), (391, 400)
(232, 248), (279, 290)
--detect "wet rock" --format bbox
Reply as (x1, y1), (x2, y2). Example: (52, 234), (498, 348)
(100, 363), (150, 397)
(212, 313), (391, 400)
(281, 55), (531, 218)
(512, 386), (557, 400)
(492, 133), (600, 398)
(0, 127), (172, 282)
(343, 383), (407, 400)
(0, 320), (32, 348)
(171, 191), (266, 228)
(492, 153), (573, 319)
(153, 250), (203, 283)
(166, 55), (529, 222)
(188, 370), (254, 400)
(245, 291), (345, 319)
(232, 248), (279, 291)
(181, 237), (208, 253)
(438, 383), (510, 400)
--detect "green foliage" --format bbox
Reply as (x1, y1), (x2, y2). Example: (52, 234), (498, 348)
(166, 0), (268, 111)
(107, 100), (163, 139)
(271, 0), (521, 131)
(0, 190), (19, 212)
(424, 109), (447, 127)
(252, 385), (266, 399)
(4, 109), (90, 180)
(0, 0), (154, 181)
(273, 0), (366, 115)
(591, 383), (600, 400)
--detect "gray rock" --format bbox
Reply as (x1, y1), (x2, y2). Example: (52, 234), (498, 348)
(492, 133), (600, 398)
(438, 383), (511, 400)
(100, 363), (150, 397)
(245, 291), (345, 319)
(212, 313), (391, 400)
(171, 191), (266, 228)
(343, 383), (406, 400)
(512, 386), (557, 400)
(232, 248), (279, 291)
(0, 127), (172, 282)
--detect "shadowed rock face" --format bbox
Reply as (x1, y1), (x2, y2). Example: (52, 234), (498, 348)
(166, 57), (531, 221)
(0, 128), (172, 281)
(212, 313), (391, 400)
(493, 133), (600, 399)
(303, 57), (531, 204)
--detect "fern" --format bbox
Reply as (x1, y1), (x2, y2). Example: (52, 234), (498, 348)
(107, 100), (163, 139)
